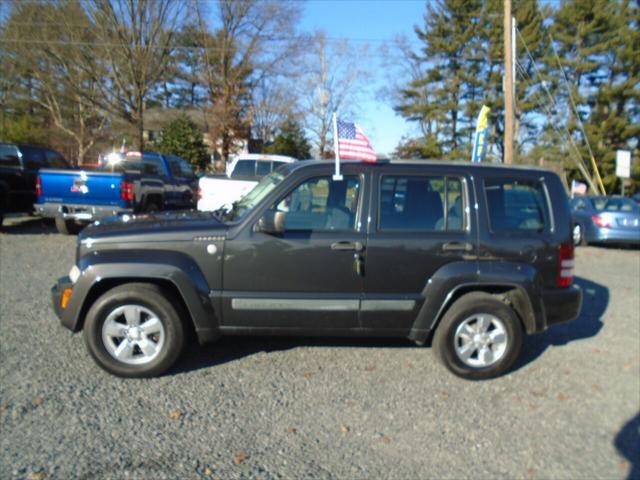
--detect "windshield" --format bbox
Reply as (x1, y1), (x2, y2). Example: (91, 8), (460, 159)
(591, 197), (639, 214)
(218, 170), (285, 222)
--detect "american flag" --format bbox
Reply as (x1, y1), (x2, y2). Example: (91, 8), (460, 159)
(337, 120), (377, 163)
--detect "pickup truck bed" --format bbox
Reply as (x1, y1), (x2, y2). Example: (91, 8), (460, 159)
(35, 152), (197, 233)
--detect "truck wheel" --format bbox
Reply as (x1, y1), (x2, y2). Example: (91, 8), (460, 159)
(433, 292), (523, 380)
(55, 217), (82, 235)
(83, 283), (185, 378)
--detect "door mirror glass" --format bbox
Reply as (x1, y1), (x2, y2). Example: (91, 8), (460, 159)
(255, 210), (285, 234)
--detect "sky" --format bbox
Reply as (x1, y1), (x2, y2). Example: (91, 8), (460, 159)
(299, 0), (427, 156)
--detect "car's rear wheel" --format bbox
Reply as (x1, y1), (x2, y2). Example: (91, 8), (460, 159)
(83, 283), (185, 378)
(573, 224), (587, 246)
(433, 292), (523, 380)
(55, 216), (82, 235)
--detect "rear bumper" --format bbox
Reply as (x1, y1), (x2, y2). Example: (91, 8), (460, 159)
(542, 285), (583, 328)
(585, 226), (640, 245)
(35, 202), (133, 222)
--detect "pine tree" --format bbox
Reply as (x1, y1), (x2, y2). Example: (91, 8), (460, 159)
(155, 115), (208, 169)
(395, 0), (485, 159)
(551, 0), (639, 193)
(263, 119), (311, 159)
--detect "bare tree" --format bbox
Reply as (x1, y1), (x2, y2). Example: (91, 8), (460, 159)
(196, 0), (304, 165)
(299, 32), (368, 159)
(250, 77), (299, 145)
(82, 0), (186, 150)
(2, 0), (108, 163)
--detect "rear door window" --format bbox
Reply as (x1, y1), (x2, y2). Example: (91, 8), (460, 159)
(140, 154), (167, 175)
(45, 150), (69, 169)
(231, 160), (256, 178)
(0, 144), (20, 167)
(167, 156), (193, 178)
(484, 178), (549, 233)
(379, 175), (464, 231)
(20, 146), (46, 170)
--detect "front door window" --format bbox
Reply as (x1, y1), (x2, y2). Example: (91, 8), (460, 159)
(273, 175), (361, 231)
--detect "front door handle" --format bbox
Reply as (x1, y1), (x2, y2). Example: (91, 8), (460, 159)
(442, 241), (473, 252)
(331, 241), (364, 252)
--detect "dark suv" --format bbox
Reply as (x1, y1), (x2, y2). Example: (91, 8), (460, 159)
(51, 161), (582, 380)
(0, 143), (71, 225)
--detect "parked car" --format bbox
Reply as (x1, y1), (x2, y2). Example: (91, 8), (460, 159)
(0, 143), (71, 225)
(197, 154), (297, 212)
(570, 195), (640, 246)
(35, 151), (197, 234)
(52, 160), (582, 380)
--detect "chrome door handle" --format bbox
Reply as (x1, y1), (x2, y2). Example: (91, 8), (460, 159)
(442, 242), (473, 252)
(331, 241), (364, 252)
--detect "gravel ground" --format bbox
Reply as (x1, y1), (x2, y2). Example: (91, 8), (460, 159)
(1, 216), (639, 480)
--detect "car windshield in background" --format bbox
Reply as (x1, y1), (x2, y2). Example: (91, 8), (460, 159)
(222, 170), (285, 221)
(591, 197), (639, 213)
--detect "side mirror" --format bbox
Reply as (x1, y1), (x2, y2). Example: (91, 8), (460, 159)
(254, 210), (285, 234)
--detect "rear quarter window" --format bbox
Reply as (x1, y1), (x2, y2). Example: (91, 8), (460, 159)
(484, 178), (550, 233)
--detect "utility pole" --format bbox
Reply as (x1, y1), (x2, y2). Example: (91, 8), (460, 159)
(504, 0), (514, 164)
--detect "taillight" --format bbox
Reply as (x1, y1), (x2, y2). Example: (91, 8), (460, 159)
(591, 215), (610, 228)
(36, 175), (42, 197)
(197, 186), (203, 201)
(557, 243), (574, 288)
(120, 180), (134, 203)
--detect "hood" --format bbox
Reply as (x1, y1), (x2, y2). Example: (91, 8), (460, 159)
(79, 210), (227, 243)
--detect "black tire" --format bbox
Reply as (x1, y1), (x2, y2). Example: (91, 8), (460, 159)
(83, 283), (186, 378)
(55, 216), (82, 235)
(144, 198), (160, 213)
(433, 292), (523, 380)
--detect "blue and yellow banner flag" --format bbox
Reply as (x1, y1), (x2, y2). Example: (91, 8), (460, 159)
(471, 105), (491, 163)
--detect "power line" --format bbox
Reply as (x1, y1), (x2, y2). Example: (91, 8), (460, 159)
(547, 29), (606, 194)
(514, 57), (596, 191)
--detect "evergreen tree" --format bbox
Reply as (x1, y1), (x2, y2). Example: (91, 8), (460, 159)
(155, 115), (208, 169)
(552, 0), (639, 193)
(264, 119), (311, 159)
(395, 0), (548, 161)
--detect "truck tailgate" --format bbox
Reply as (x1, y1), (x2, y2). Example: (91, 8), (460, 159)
(38, 169), (126, 207)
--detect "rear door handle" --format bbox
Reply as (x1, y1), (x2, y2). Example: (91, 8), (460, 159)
(331, 241), (364, 252)
(442, 241), (473, 252)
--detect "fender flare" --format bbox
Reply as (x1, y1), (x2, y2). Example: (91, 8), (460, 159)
(408, 260), (544, 344)
(64, 249), (218, 339)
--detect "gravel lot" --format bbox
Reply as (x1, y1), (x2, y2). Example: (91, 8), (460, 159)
(1, 216), (639, 480)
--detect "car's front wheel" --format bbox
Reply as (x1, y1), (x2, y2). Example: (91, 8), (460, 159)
(433, 292), (523, 380)
(83, 283), (185, 378)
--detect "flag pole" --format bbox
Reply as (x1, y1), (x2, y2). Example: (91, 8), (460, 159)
(332, 112), (343, 181)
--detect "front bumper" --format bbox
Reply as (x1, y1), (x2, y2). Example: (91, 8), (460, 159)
(51, 276), (80, 331)
(542, 284), (583, 328)
(35, 202), (133, 222)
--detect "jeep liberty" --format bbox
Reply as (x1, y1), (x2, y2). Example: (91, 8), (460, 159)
(52, 160), (582, 380)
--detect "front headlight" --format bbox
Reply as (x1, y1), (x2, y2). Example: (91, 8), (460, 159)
(69, 265), (81, 284)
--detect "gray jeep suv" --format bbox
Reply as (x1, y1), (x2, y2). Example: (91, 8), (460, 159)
(52, 160), (582, 380)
